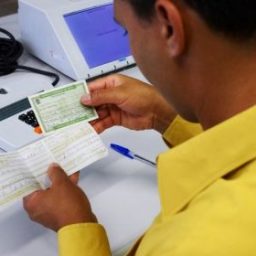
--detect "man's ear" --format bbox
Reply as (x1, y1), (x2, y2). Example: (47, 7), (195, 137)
(155, 0), (185, 57)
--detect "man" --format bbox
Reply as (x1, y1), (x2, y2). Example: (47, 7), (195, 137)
(24, 0), (256, 255)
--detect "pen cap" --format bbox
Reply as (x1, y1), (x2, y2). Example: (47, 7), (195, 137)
(110, 143), (134, 159)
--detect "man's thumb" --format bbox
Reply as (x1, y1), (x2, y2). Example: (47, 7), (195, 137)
(47, 163), (68, 186)
(81, 88), (123, 106)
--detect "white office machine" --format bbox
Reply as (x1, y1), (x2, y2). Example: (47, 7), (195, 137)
(0, 0), (136, 152)
(18, 0), (135, 80)
(0, 75), (54, 152)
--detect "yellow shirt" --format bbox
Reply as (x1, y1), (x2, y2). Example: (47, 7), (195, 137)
(58, 106), (256, 255)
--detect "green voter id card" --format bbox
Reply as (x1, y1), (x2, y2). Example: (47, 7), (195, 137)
(29, 81), (98, 134)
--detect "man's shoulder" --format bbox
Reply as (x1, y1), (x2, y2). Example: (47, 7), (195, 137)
(138, 162), (256, 255)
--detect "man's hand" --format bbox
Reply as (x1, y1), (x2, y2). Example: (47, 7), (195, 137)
(23, 164), (97, 232)
(81, 74), (176, 134)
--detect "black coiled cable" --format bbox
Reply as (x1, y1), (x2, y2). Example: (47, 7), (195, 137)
(0, 27), (59, 86)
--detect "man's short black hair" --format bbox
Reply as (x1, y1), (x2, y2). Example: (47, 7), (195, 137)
(128, 0), (256, 40)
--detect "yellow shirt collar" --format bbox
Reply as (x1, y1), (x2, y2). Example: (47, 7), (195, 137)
(158, 106), (256, 217)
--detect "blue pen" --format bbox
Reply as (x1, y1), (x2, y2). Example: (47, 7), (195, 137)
(110, 143), (157, 167)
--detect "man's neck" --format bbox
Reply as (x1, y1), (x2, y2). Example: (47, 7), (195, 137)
(195, 50), (256, 129)
(183, 13), (256, 129)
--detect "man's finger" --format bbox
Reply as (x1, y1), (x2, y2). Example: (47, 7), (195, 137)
(87, 75), (119, 91)
(47, 163), (68, 186)
(69, 171), (80, 185)
(23, 190), (43, 213)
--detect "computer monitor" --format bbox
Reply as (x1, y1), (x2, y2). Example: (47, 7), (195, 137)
(18, 0), (135, 80)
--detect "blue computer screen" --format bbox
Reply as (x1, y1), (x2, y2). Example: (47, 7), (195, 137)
(64, 3), (131, 68)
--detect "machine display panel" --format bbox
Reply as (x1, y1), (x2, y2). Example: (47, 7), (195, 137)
(64, 3), (131, 68)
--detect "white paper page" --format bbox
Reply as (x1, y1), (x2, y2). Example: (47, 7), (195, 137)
(0, 122), (108, 211)
(0, 152), (40, 210)
(43, 122), (108, 175)
(19, 141), (55, 188)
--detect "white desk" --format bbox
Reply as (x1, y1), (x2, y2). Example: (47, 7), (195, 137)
(0, 14), (168, 256)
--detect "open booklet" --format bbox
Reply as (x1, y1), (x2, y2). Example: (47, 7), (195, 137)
(0, 122), (108, 211)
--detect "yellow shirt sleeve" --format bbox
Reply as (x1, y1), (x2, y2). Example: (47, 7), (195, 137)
(163, 115), (202, 146)
(58, 223), (111, 256)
